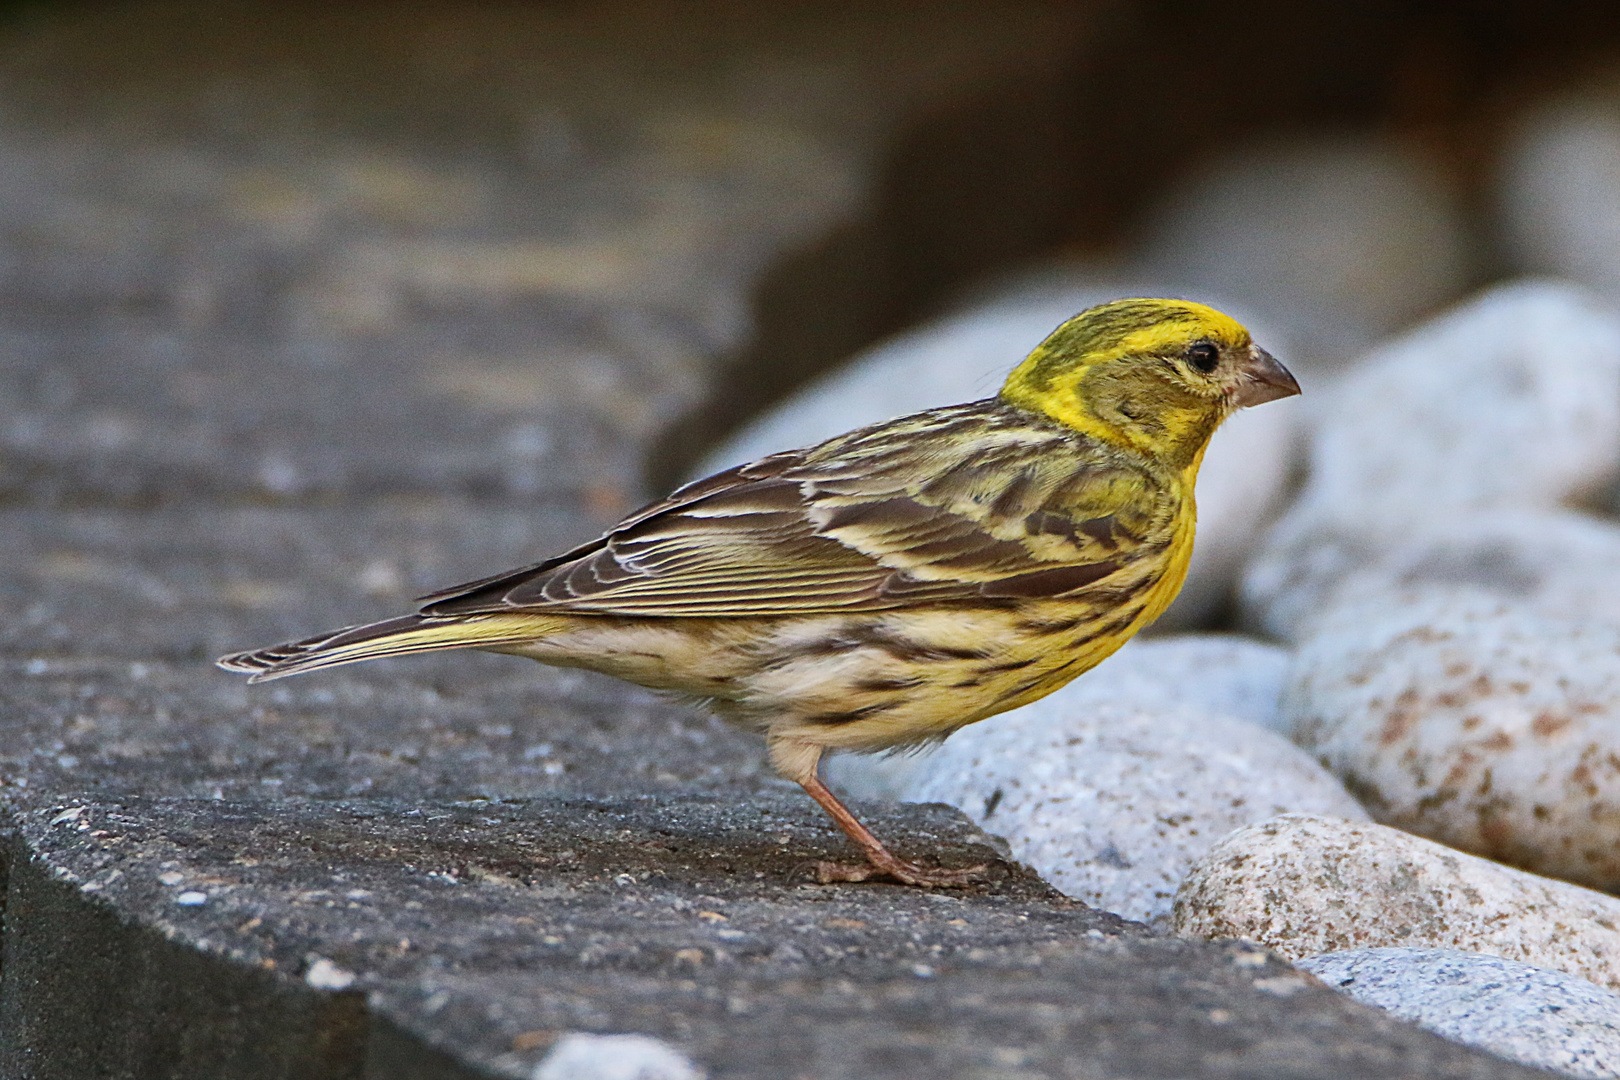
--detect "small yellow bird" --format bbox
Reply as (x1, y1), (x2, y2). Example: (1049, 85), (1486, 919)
(219, 298), (1298, 887)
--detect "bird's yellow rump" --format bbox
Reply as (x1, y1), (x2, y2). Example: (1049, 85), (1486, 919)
(220, 298), (1299, 886)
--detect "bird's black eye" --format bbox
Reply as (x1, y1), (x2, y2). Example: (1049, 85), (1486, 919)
(1186, 341), (1220, 373)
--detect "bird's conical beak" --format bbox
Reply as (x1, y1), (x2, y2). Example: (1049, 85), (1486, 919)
(1232, 345), (1300, 408)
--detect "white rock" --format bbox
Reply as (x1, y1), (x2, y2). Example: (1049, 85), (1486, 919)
(303, 957), (356, 991)
(702, 273), (1300, 631)
(1133, 134), (1470, 369)
(1173, 814), (1620, 993)
(825, 633), (1294, 800)
(1300, 948), (1620, 1080)
(897, 679), (1363, 924)
(1246, 508), (1620, 642)
(1243, 280), (1620, 638)
(1501, 87), (1620, 304)
(1282, 589), (1620, 891)
(533, 1033), (703, 1080)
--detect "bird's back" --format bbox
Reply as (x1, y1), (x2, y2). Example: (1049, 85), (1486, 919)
(491, 398), (1196, 752)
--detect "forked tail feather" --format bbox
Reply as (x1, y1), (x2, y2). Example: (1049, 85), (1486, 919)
(216, 613), (567, 683)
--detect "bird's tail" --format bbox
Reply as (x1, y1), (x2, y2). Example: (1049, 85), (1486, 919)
(216, 612), (568, 683)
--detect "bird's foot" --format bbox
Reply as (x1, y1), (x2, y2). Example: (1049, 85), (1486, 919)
(788, 763), (996, 887)
(813, 855), (993, 888)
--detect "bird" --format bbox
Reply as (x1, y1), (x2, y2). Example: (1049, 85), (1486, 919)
(218, 297), (1299, 887)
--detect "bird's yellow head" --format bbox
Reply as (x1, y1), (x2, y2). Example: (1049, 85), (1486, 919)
(999, 297), (1299, 470)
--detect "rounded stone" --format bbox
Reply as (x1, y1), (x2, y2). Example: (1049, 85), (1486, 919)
(1299, 948), (1620, 1080)
(1283, 589), (1620, 890)
(701, 270), (1301, 633)
(902, 686), (1364, 924)
(1173, 814), (1620, 993)
(1303, 278), (1620, 525)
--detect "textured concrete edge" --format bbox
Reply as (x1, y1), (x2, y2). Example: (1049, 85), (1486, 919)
(0, 807), (390, 1080)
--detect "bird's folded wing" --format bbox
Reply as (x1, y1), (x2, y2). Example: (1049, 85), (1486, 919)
(419, 404), (1168, 618)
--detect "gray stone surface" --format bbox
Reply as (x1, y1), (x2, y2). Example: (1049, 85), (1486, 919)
(2, 792), (1550, 1080)
(1300, 948), (1620, 1079)
(0, 1), (1092, 509)
(2, 503), (589, 664)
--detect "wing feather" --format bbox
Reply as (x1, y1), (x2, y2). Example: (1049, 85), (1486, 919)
(420, 401), (1175, 619)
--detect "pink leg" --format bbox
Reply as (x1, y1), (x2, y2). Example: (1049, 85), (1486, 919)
(795, 766), (993, 888)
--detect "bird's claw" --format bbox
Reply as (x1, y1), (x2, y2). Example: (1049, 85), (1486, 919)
(813, 858), (993, 888)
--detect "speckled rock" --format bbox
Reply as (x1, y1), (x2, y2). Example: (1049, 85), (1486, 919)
(1174, 814), (1620, 992)
(1300, 948), (1620, 1080)
(825, 633), (1294, 800)
(698, 268), (1301, 632)
(884, 666), (1364, 923)
(1244, 279), (1620, 640)
(1281, 590), (1620, 891)
(1501, 83), (1620, 305)
(1132, 133), (1472, 370)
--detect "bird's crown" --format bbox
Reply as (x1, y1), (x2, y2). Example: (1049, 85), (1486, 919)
(999, 297), (1259, 467)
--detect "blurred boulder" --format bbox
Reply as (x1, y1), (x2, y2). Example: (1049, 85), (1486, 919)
(1245, 507), (1620, 643)
(1501, 82), (1620, 306)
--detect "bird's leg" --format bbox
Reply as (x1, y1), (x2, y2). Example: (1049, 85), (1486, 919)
(799, 771), (993, 887)
(772, 739), (992, 888)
